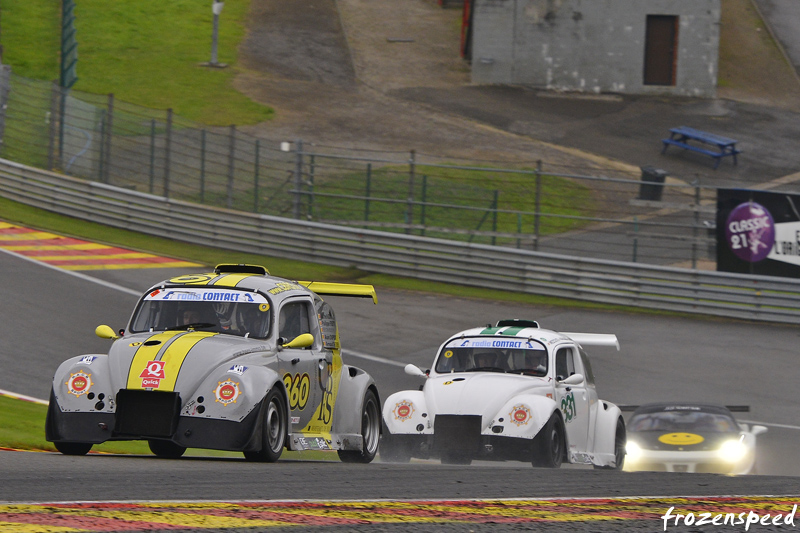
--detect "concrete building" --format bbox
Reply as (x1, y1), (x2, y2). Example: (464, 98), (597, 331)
(470, 0), (721, 97)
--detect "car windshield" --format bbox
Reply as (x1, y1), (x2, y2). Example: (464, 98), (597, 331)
(129, 288), (272, 339)
(629, 410), (737, 433)
(434, 337), (548, 375)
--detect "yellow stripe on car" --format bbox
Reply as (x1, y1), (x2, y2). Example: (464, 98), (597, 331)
(126, 331), (216, 390)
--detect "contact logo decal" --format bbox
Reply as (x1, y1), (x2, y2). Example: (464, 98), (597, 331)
(65, 371), (92, 397)
(214, 379), (242, 406)
(0, 497), (796, 530)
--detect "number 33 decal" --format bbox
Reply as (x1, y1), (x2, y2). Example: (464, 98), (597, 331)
(560, 392), (577, 423)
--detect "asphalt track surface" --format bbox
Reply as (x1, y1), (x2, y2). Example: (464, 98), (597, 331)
(1, 247), (800, 531)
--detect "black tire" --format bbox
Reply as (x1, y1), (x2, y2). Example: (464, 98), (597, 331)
(148, 439), (187, 459)
(244, 388), (287, 462)
(54, 441), (93, 456)
(531, 413), (565, 468)
(440, 451), (472, 465)
(338, 389), (380, 463)
(379, 426), (412, 463)
(594, 417), (626, 470)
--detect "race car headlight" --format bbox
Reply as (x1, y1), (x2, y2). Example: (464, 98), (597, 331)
(625, 441), (643, 461)
(717, 436), (747, 462)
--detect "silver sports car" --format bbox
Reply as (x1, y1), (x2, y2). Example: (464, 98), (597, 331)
(46, 264), (381, 463)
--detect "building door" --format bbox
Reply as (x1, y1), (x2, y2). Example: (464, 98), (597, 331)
(643, 15), (678, 86)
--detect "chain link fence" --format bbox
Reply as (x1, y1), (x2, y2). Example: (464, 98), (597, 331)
(0, 71), (750, 268)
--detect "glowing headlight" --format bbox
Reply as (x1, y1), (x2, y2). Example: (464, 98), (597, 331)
(625, 441), (643, 461)
(717, 436), (747, 462)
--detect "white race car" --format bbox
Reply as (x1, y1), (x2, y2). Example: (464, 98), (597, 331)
(380, 319), (625, 468)
(623, 403), (767, 474)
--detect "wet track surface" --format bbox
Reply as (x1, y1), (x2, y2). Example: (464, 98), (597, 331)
(1, 250), (799, 531)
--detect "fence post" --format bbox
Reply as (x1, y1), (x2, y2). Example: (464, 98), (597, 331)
(0, 66), (10, 155)
(421, 175), (428, 236)
(200, 129), (206, 203)
(491, 189), (498, 246)
(293, 139), (303, 219)
(406, 149), (416, 233)
(632, 216), (638, 263)
(226, 124), (236, 209)
(533, 160), (542, 251)
(48, 82), (60, 170)
(148, 119), (156, 193)
(164, 108), (172, 198)
(253, 139), (260, 212)
(364, 163), (371, 225)
(104, 93), (114, 184)
(97, 109), (106, 182)
(692, 183), (700, 269)
(308, 154), (315, 219)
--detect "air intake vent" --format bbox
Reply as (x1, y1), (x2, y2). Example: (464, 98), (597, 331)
(496, 319), (539, 328)
(214, 264), (269, 275)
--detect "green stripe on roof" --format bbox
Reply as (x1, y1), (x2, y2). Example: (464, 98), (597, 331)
(500, 327), (525, 336)
(480, 327), (502, 335)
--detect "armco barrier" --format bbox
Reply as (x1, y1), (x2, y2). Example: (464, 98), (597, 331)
(0, 158), (798, 324)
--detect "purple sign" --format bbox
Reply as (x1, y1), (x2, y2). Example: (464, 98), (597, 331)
(724, 202), (775, 262)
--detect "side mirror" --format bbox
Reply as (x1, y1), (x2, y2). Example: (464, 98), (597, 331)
(559, 373), (584, 386)
(404, 364), (427, 378)
(281, 333), (314, 349)
(95, 325), (119, 340)
(751, 425), (768, 437)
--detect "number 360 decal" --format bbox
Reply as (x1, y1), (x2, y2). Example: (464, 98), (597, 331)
(283, 372), (310, 410)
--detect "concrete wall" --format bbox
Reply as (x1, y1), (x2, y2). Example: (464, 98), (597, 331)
(471, 0), (720, 97)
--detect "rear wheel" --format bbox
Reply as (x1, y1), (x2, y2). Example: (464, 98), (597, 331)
(54, 442), (92, 456)
(338, 389), (380, 463)
(244, 388), (287, 462)
(531, 413), (564, 468)
(595, 418), (626, 470)
(148, 439), (187, 459)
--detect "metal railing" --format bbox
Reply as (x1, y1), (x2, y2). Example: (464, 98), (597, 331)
(0, 158), (798, 324)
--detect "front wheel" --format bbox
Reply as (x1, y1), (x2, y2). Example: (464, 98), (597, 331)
(531, 413), (565, 468)
(244, 388), (287, 462)
(338, 389), (380, 463)
(148, 439), (187, 459)
(54, 441), (92, 456)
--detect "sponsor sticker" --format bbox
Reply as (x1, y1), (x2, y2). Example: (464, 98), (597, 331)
(658, 432), (704, 446)
(139, 360), (166, 388)
(394, 400), (415, 421)
(227, 364), (248, 375)
(214, 379), (242, 406)
(509, 404), (531, 426)
(66, 371), (92, 397)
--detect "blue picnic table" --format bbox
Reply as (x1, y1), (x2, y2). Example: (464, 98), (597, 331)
(661, 126), (741, 169)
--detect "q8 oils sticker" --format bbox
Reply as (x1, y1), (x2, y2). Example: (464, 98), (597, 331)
(560, 392), (577, 423)
(283, 373), (310, 410)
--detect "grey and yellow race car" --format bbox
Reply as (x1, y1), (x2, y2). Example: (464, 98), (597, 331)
(46, 264), (381, 462)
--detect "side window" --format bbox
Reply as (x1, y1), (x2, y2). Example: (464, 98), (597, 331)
(578, 349), (595, 385)
(279, 301), (312, 342)
(555, 347), (576, 381)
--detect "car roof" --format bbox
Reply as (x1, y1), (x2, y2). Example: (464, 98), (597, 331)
(145, 264), (378, 305)
(442, 321), (618, 350)
(630, 403), (735, 417)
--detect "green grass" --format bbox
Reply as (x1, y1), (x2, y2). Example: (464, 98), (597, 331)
(0, 0), (272, 125)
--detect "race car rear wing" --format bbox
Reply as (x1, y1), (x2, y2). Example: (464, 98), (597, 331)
(298, 281), (378, 304)
(562, 332), (620, 351)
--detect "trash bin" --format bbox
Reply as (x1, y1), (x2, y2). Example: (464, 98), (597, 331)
(639, 166), (668, 201)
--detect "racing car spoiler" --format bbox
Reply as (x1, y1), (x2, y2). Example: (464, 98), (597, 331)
(562, 332), (620, 351)
(298, 281), (378, 304)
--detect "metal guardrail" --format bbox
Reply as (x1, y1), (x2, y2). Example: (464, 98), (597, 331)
(1, 158), (798, 324)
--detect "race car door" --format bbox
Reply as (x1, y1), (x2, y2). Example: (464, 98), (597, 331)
(276, 299), (323, 439)
(554, 345), (591, 458)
